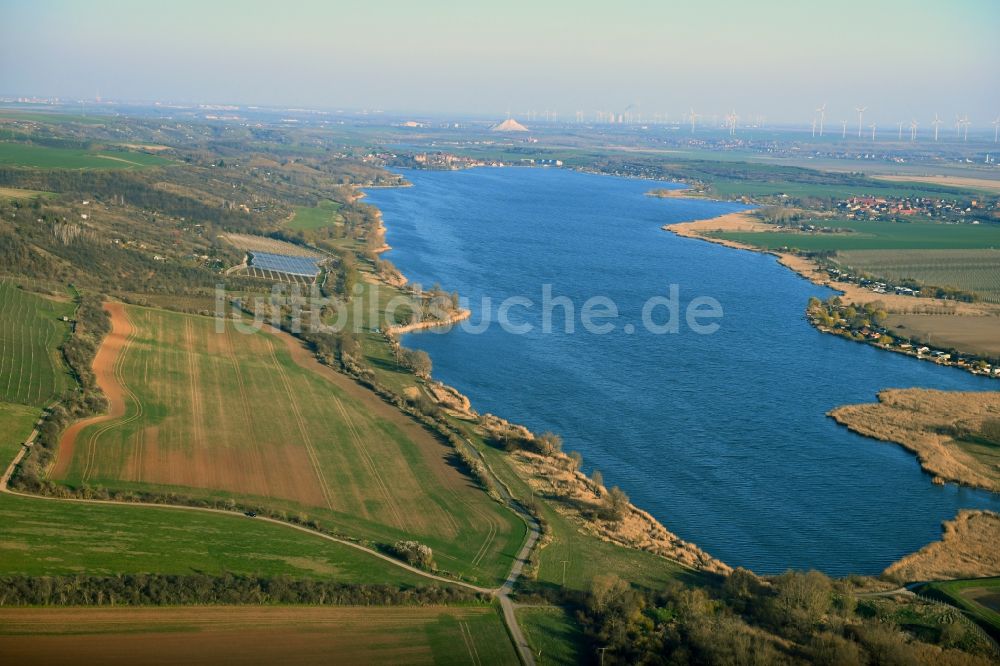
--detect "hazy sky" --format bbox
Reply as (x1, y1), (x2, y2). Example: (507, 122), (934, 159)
(2, 0), (998, 124)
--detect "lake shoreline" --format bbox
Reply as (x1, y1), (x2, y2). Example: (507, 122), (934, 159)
(361, 178), (733, 576)
(361, 168), (999, 577)
(661, 205), (999, 380)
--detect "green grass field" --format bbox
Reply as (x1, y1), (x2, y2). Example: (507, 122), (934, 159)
(707, 179), (979, 201)
(715, 218), (1000, 252)
(0, 492), (439, 584)
(0, 186), (55, 200)
(0, 110), (112, 125)
(0, 402), (40, 460)
(835, 249), (1000, 303)
(0, 142), (169, 169)
(0, 281), (74, 407)
(288, 200), (343, 230)
(516, 607), (587, 665)
(0, 606), (518, 665)
(56, 305), (524, 586)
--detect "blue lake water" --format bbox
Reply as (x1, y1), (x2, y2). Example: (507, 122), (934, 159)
(365, 167), (1000, 576)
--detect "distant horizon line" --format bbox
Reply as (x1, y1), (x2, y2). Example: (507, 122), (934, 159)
(1, 94), (998, 131)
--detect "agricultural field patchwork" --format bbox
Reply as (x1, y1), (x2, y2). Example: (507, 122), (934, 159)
(0, 280), (74, 407)
(835, 249), (1000, 303)
(0, 606), (519, 666)
(53, 304), (525, 585)
(0, 365), (432, 586)
(0, 142), (169, 169)
(714, 218), (1000, 252)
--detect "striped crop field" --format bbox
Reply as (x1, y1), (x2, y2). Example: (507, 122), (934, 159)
(836, 249), (1000, 303)
(0, 280), (74, 407)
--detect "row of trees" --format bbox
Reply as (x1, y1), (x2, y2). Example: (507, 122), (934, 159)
(0, 574), (481, 607)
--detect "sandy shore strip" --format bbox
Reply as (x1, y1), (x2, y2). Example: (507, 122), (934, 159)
(386, 308), (471, 335)
(646, 186), (706, 199)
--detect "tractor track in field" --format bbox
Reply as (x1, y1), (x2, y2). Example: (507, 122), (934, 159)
(222, 325), (273, 497)
(82, 308), (142, 482)
(50, 302), (136, 480)
(330, 393), (407, 531)
(265, 340), (336, 512)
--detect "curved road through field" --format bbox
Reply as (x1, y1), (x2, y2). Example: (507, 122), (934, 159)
(1, 360), (542, 666)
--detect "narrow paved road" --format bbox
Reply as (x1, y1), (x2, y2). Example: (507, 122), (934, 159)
(464, 435), (541, 666)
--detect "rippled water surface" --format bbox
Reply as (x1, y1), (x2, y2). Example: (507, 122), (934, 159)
(366, 167), (1000, 575)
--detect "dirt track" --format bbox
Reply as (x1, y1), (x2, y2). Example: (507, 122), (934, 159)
(50, 302), (133, 478)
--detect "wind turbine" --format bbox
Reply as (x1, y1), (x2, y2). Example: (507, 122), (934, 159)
(931, 113), (943, 141)
(855, 106), (867, 138)
(960, 115), (970, 141)
(993, 116), (1000, 143)
(840, 120), (848, 138)
(816, 103), (826, 136)
(688, 108), (699, 133)
(909, 120), (918, 141)
(727, 110), (739, 135)
(811, 117), (817, 138)
(955, 114), (963, 139)
(870, 123), (877, 142)
(897, 121), (904, 141)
